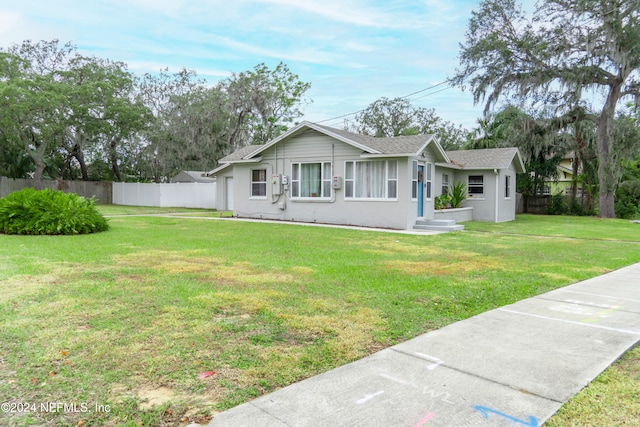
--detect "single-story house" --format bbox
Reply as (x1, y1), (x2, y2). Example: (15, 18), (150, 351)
(171, 171), (216, 183)
(208, 122), (525, 231)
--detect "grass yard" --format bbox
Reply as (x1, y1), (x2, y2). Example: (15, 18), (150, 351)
(0, 212), (639, 426)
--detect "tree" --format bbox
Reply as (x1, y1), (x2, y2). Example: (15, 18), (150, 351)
(348, 97), (468, 149)
(0, 40), (150, 185)
(60, 55), (150, 181)
(136, 68), (205, 181)
(0, 40), (75, 188)
(454, 0), (640, 217)
(221, 62), (311, 149)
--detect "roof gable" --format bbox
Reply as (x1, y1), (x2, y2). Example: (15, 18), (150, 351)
(445, 147), (525, 173)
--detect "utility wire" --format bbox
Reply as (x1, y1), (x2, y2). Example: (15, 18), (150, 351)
(315, 79), (452, 124)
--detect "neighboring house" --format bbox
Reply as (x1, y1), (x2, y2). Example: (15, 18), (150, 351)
(209, 122), (525, 231)
(542, 152), (580, 196)
(171, 171), (216, 183)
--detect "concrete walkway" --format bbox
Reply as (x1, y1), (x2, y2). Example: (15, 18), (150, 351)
(205, 263), (640, 427)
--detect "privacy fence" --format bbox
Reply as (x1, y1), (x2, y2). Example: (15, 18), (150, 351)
(1, 177), (217, 209)
(0, 177), (112, 204)
(112, 182), (216, 209)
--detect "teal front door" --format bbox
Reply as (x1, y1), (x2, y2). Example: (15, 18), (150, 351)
(417, 165), (424, 217)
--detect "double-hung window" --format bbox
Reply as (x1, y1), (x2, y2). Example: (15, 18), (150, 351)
(442, 174), (450, 195)
(425, 163), (432, 200)
(345, 160), (397, 199)
(468, 175), (484, 196)
(411, 161), (418, 200)
(251, 169), (267, 197)
(291, 162), (332, 198)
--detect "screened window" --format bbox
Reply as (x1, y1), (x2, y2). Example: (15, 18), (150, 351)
(442, 173), (450, 195)
(291, 162), (332, 198)
(505, 175), (511, 198)
(251, 169), (267, 197)
(345, 160), (397, 199)
(468, 175), (484, 196)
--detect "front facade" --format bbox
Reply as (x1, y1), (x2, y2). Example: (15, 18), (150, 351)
(211, 122), (525, 230)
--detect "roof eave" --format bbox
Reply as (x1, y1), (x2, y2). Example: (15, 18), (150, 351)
(436, 162), (461, 169)
(360, 153), (415, 159)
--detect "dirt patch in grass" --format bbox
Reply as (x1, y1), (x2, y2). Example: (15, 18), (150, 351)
(384, 254), (504, 276)
(112, 250), (298, 287)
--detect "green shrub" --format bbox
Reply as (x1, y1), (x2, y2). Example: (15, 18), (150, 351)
(0, 188), (109, 235)
(615, 180), (640, 219)
(449, 182), (467, 208)
(434, 194), (451, 210)
(546, 193), (568, 215)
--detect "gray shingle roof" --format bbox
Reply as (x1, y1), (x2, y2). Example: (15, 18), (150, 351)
(313, 123), (434, 155)
(445, 147), (524, 171)
(218, 145), (264, 162)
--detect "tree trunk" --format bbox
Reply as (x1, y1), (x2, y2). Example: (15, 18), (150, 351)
(596, 83), (622, 218)
(73, 144), (89, 181)
(110, 138), (122, 181)
(25, 133), (47, 190)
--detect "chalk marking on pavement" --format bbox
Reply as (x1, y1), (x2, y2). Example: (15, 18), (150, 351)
(499, 308), (640, 335)
(553, 289), (640, 304)
(356, 390), (384, 404)
(473, 405), (538, 427)
(414, 353), (444, 370)
(379, 373), (412, 386)
(413, 412), (436, 426)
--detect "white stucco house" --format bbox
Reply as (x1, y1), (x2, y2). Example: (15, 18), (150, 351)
(208, 122), (525, 231)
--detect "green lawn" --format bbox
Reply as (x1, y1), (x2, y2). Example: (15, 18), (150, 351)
(0, 212), (638, 426)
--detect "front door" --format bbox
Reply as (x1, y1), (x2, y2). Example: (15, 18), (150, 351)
(417, 165), (424, 217)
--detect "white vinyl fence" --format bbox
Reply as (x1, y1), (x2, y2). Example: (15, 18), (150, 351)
(112, 182), (217, 209)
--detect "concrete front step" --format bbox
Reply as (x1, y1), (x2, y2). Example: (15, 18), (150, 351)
(414, 219), (464, 231)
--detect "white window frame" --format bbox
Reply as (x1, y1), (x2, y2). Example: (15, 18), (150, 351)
(290, 162), (332, 199)
(344, 160), (398, 200)
(468, 175), (484, 197)
(250, 169), (267, 199)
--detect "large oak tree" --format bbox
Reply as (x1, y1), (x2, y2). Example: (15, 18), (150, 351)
(453, 0), (640, 217)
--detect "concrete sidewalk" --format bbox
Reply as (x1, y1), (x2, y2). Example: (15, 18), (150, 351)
(205, 263), (640, 427)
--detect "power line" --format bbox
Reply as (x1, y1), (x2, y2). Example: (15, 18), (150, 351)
(315, 79), (452, 124)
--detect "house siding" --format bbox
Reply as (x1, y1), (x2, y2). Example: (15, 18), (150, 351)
(497, 165), (517, 222)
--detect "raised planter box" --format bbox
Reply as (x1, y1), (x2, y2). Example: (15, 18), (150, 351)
(434, 206), (473, 223)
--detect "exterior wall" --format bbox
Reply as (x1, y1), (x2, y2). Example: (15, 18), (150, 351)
(227, 129), (438, 229)
(454, 170), (498, 222)
(450, 163), (518, 222)
(213, 167), (234, 211)
(497, 166), (518, 222)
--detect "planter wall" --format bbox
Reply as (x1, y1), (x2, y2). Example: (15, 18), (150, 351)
(434, 206), (473, 222)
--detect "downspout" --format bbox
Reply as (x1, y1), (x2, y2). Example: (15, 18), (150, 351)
(494, 168), (499, 222)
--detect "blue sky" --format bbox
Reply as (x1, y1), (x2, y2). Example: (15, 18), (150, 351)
(1, 0), (490, 130)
